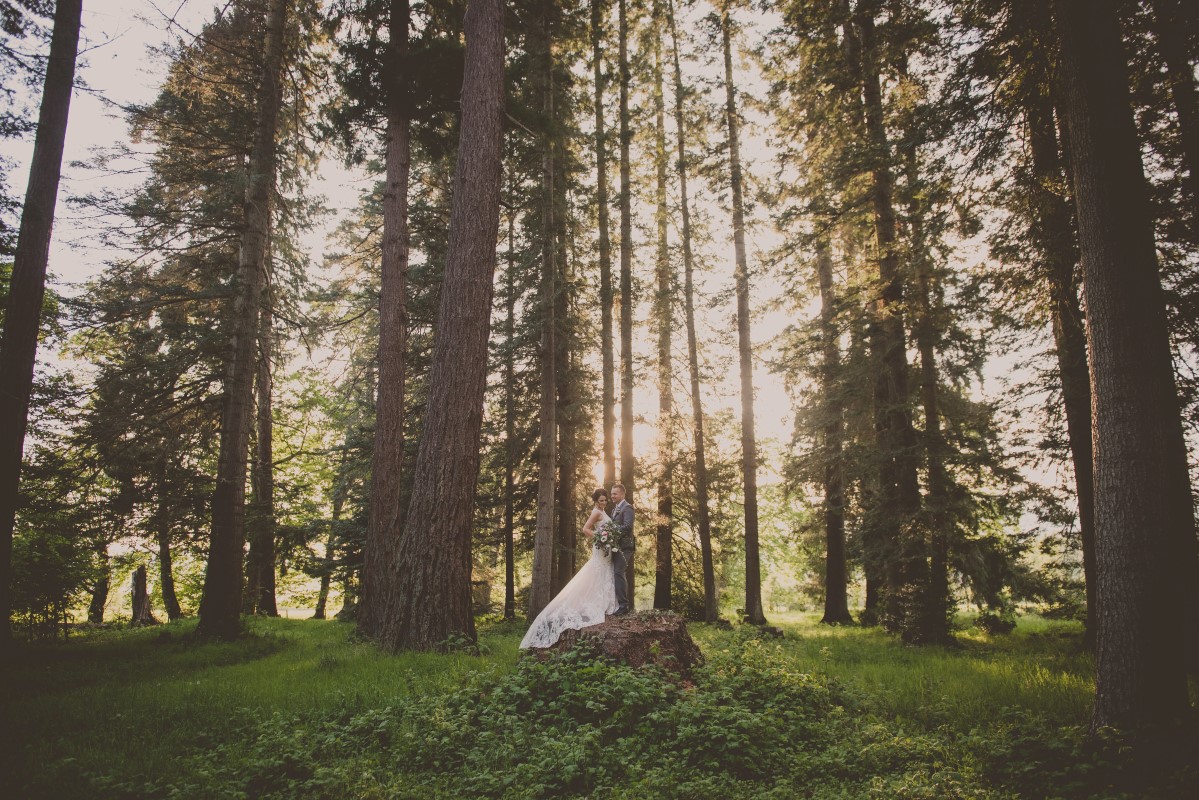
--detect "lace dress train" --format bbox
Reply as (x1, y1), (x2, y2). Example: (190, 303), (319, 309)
(519, 523), (618, 649)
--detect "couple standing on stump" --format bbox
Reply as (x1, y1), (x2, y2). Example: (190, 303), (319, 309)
(519, 484), (634, 650)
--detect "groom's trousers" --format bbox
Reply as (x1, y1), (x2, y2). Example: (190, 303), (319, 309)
(612, 549), (632, 612)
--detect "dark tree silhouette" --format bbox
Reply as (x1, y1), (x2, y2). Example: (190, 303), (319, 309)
(0, 0), (81, 648)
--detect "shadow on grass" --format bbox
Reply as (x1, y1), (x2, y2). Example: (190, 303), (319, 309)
(1, 617), (292, 696)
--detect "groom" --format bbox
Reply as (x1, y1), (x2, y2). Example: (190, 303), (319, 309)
(609, 483), (634, 615)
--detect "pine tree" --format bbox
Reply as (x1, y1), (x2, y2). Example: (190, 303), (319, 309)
(380, 0), (505, 651)
(0, 0), (80, 647)
(529, 0), (559, 620)
(666, 0), (716, 621)
(360, 0), (414, 642)
(815, 239), (851, 625)
(718, 1), (766, 626)
(1052, 0), (1195, 732)
(198, 0), (290, 640)
(592, 0), (617, 491)
(651, 0), (673, 611)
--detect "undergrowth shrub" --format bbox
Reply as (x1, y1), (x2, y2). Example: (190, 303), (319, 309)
(88, 637), (1195, 800)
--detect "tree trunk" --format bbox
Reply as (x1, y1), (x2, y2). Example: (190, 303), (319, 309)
(652, 0), (673, 611)
(88, 542), (110, 624)
(592, 0), (617, 491)
(380, 0), (504, 651)
(131, 565), (158, 627)
(0, 0), (81, 648)
(503, 192), (517, 622)
(198, 0), (287, 641)
(667, 0), (717, 622)
(855, 3), (922, 636)
(815, 240), (851, 625)
(835, 5), (881, 628)
(554, 96), (577, 594)
(904, 143), (952, 645)
(1149, 0), (1199, 219)
(246, 301), (278, 616)
(359, 0), (412, 642)
(555, 349), (579, 594)
(1021, 32), (1097, 646)
(618, 0), (636, 502)
(720, 5), (766, 626)
(156, 510), (182, 621)
(529, 0), (558, 621)
(312, 482), (341, 620)
(1053, 0), (1194, 731)
(336, 578), (357, 621)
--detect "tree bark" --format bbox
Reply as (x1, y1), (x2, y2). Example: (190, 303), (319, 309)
(816, 240), (851, 625)
(360, 0), (412, 642)
(156, 505), (183, 621)
(720, 5), (766, 626)
(1020, 27), (1097, 645)
(529, 0), (558, 620)
(652, 0), (673, 611)
(554, 90), (577, 593)
(1053, 0), (1195, 731)
(131, 565), (158, 627)
(0, 0), (81, 648)
(616, 0), (636, 607)
(593, 0), (617, 491)
(835, 3), (882, 627)
(667, 0), (717, 622)
(855, 2), (922, 636)
(198, 0), (287, 641)
(246, 301), (278, 616)
(380, 0), (504, 651)
(618, 0), (636, 503)
(904, 143), (952, 645)
(503, 191), (517, 622)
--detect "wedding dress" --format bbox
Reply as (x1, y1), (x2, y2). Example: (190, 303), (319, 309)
(519, 511), (618, 649)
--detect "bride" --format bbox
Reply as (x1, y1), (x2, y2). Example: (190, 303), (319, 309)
(519, 487), (617, 649)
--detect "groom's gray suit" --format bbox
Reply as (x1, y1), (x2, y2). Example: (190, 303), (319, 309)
(610, 499), (634, 614)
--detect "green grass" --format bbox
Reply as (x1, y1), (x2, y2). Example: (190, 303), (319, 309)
(1, 615), (526, 798)
(1, 611), (1190, 799)
(708, 612), (1096, 727)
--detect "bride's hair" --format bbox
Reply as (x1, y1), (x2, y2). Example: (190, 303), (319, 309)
(592, 488), (609, 503)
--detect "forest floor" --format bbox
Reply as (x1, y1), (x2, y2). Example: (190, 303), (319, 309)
(1, 611), (1195, 799)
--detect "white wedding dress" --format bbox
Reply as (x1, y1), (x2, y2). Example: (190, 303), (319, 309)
(519, 511), (618, 649)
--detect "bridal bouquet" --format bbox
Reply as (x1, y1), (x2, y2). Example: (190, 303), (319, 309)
(595, 520), (621, 556)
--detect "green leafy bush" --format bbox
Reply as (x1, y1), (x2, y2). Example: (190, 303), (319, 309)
(92, 638), (1024, 799)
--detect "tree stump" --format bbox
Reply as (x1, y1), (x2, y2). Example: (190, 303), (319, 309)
(131, 565), (160, 627)
(525, 610), (704, 682)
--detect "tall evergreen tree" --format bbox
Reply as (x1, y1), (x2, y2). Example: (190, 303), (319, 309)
(198, 0), (289, 640)
(382, 0), (504, 651)
(359, 0), (414, 642)
(592, 0), (617, 491)
(666, 0), (716, 621)
(1052, 0), (1196, 732)
(529, 0), (559, 620)
(617, 0), (635, 503)
(814, 239), (851, 624)
(0, 0), (80, 647)
(718, 1), (765, 626)
(651, 0), (673, 611)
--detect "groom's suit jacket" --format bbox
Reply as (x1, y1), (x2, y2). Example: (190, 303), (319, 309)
(612, 500), (634, 552)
